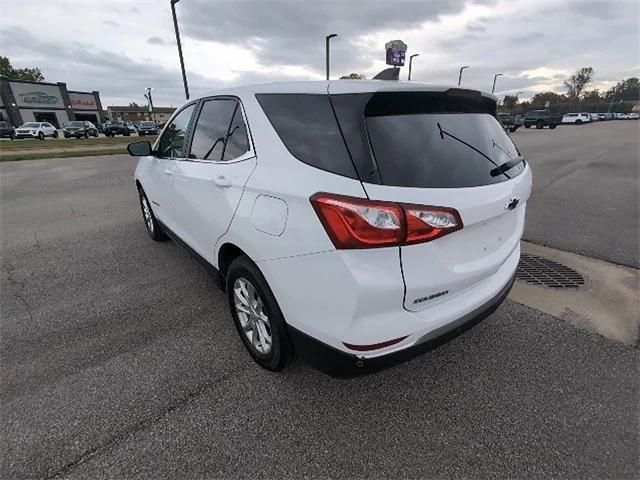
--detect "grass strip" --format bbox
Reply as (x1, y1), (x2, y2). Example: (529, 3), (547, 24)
(0, 135), (156, 151)
(0, 147), (128, 162)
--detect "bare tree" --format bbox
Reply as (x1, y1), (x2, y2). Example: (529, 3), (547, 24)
(339, 73), (366, 80)
(564, 67), (594, 100)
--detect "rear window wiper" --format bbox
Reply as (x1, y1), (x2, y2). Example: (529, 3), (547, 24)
(490, 155), (525, 177)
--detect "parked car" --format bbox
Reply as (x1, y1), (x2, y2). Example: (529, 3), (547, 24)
(619, 112), (640, 120)
(137, 121), (159, 136)
(0, 121), (16, 140)
(497, 112), (521, 132)
(588, 113), (600, 121)
(127, 81), (532, 376)
(103, 122), (131, 137)
(63, 120), (98, 138)
(523, 110), (560, 129)
(596, 113), (608, 121)
(15, 122), (58, 140)
(127, 123), (137, 134)
(562, 113), (592, 124)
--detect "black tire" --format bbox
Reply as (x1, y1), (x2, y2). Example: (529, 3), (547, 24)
(549, 124), (557, 129)
(524, 124), (531, 129)
(38, 131), (45, 140)
(84, 131), (88, 139)
(535, 121), (544, 129)
(226, 256), (294, 372)
(509, 126), (518, 132)
(10, 134), (14, 140)
(53, 130), (59, 138)
(575, 119), (582, 124)
(138, 187), (167, 241)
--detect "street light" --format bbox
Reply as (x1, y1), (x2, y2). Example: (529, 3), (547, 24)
(170, 0), (189, 100)
(408, 54), (420, 81)
(458, 65), (469, 86)
(325, 34), (337, 80)
(492, 73), (503, 94)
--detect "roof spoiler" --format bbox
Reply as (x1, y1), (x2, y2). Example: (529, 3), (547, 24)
(372, 68), (400, 81)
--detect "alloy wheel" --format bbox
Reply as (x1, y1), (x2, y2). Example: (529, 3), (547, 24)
(141, 195), (154, 233)
(233, 277), (272, 355)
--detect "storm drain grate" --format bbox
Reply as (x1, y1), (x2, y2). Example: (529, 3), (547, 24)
(516, 253), (585, 288)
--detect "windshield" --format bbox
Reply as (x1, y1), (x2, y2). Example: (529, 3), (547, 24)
(141, 122), (155, 126)
(68, 121), (84, 127)
(21, 123), (39, 128)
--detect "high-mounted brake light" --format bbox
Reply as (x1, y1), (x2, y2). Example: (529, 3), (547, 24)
(310, 193), (462, 249)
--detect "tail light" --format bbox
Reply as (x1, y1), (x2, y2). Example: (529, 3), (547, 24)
(310, 193), (462, 249)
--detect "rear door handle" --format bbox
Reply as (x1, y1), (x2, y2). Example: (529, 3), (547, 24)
(213, 175), (231, 188)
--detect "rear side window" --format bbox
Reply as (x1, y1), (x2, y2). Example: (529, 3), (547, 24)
(256, 94), (357, 178)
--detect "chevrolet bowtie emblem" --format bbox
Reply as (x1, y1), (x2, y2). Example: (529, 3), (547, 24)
(505, 197), (520, 210)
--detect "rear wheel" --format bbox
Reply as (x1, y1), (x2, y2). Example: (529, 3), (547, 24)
(535, 121), (544, 129)
(576, 119), (582, 124)
(524, 124), (531, 129)
(138, 188), (167, 241)
(549, 124), (557, 129)
(38, 132), (44, 140)
(226, 256), (294, 371)
(53, 130), (59, 138)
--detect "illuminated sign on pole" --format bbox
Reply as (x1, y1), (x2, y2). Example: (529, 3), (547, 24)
(385, 40), (407, 67)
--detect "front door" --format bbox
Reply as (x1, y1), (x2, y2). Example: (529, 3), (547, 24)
(145, 103), (196, 231)
(171, 98), (256, 265)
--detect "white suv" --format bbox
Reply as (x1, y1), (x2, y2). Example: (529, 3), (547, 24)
(128, 81), (532, 376)
(562, 113), (591, 124)
(15, 122), (59, 139)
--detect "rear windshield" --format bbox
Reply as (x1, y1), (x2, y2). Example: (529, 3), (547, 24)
(68, 121), (84, 127)
(21, 123), (39, 128)
(257, 91), (524, 188)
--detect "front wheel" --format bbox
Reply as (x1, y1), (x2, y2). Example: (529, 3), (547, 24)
(524, 124), (531, 129)
(575, 120), (582, 124)
(38, 132), (45, 140)
(138, 188), (167, 241)
(549, 124), (557, 129)
(227, 256), (294, 371)
(535, 121), (544, 129)
(53, 131), (59, 138)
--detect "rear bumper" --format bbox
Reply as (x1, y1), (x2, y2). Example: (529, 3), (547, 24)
(289, 271), (516, 378)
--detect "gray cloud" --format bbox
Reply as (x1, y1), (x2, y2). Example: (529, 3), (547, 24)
(102, 20), (119, 27)
(147, 36), (165, 45)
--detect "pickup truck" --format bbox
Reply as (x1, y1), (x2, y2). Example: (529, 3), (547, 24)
(523, 110), (561, 129)
(497, 113), (522, 132)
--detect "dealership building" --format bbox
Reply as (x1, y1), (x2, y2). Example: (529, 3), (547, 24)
(0, 77), (105, 128)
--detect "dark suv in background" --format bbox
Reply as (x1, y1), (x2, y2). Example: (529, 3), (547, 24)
(523, 110), (561, 129)
(63, 121), (98, 138)
(103, 122), (131, 137)
(0, 121), (16, 140)
(136, 121), (159, 136)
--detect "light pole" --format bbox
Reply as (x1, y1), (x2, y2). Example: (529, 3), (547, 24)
(325, 34), (337, 80)
(492, 73), (503, 94)
(170, 0), (189, 100)
(144, 87), (154, 120)
(408, 54), (420, 81)
(458, 65), (469, 86)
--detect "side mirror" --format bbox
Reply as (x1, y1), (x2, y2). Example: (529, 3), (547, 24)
(127, 141), (152, 157)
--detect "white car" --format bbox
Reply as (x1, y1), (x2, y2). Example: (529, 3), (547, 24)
(15, 122), (58, 139)
(127, 81), (532, 376)
(562, 113), (591, 124)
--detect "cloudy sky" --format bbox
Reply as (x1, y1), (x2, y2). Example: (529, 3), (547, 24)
(1, 0), (638, 107)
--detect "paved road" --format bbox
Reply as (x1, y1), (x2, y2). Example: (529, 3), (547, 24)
(1, 144), (638, 478)
(513, 120), (639, 268)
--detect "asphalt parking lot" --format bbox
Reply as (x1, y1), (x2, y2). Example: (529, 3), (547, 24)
(1, 121), (638, 479)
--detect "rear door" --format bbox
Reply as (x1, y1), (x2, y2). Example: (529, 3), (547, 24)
(170, 97), (256, 263)
(332, 90), (532, 311)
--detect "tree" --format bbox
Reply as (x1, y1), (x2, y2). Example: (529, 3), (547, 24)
(129, 102), (140, 108)
(564, 67), (594, 100)
(502, 95), (519, 110)
(529, 91), (567, 108)
(605, 77), (640, 102)
(339, 73), (366, 80)
(0, 56), (45, 81)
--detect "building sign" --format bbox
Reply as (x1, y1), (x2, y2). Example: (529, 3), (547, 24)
(69, 92), (97, 110)
(10, 82), (64, 108)
(19, 91), (60, 105)
(385, 39), (407, 67)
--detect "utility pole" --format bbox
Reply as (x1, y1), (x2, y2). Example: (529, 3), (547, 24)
(170, 0), (190, 99)
(492, 73), (503, 94)
(458, 65), (469, 86)
(325, 34), (337, 80)
(408, 54), (419, 81)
